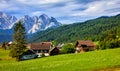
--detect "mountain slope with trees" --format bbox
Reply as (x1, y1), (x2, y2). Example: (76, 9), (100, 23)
(29, 14), (120, 43)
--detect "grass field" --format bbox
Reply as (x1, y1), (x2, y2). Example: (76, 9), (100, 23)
(0, 48), (120, 71)
(0, 48), (12, 59)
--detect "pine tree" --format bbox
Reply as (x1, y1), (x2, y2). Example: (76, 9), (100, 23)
(9, 21), (27, 61)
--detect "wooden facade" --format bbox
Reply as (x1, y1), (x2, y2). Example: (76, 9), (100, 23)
(49, 47), (59, 56)
(75, 40), (96, 53)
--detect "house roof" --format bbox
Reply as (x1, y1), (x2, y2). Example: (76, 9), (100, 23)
(56, 43), (64, 49)
(49, 47), (59, 52)
(26, 44), (31, 49)
(22, 49), (36, 55)
(29, 42), (52, 50)
(76, 40), (95, 47)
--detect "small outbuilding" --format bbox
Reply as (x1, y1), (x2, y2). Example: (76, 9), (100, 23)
(20, 50), (38, 60)
(49, 47), (59, 56)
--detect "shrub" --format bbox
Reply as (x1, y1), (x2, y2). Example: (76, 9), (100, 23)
(61, 43), (75, 54)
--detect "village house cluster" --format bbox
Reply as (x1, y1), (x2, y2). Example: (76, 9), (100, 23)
(0, 40), (96, 60)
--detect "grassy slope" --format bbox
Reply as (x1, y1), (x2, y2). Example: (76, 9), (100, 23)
(0, 48), (120, 71)
(0, 48), (11, 59)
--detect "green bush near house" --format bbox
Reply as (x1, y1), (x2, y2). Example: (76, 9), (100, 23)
(61, 43), (75, 54)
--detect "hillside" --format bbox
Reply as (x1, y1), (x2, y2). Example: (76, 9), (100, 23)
(29, 14), (120, 43)
(0, 48), (120, 71)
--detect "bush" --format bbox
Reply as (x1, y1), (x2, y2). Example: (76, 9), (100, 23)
(61, 43), (75, 54)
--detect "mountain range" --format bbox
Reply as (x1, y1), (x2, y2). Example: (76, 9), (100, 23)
(0, 12), (61, 34)
(0, 12), (61, 43)
(20, 14), (61, 34)
(29, 14), (120, 43)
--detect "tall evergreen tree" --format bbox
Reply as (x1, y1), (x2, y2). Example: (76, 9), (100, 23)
(9, 21), (26, 61)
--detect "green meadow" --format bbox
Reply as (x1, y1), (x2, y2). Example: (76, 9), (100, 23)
(0, 48), (120, 71)
(0, 49), (11, 59)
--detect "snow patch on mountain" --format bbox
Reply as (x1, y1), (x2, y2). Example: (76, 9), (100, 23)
(0, 12), (62, 34)
(0, 12), (17, 29)
(23, 14), (61, 34)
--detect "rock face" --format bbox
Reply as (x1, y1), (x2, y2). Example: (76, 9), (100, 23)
(20, 14), (61, 34)
(0, 12), (17, 29)
(0, 12), (61, 34)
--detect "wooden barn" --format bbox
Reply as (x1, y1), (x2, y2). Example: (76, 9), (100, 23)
(75, 40), (96, 53)
(49, 47), (59, 56)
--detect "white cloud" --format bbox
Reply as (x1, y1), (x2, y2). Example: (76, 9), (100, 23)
(0, 0), (20, 12)
(31, 11), (42, 16)
(71, 0), (120, 17)
(0, 0), (120, 23)
(17, 0), (69, 5)
(0, 1), (11, 10)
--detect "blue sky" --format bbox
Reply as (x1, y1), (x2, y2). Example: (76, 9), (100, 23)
(0, 0), (120, 24)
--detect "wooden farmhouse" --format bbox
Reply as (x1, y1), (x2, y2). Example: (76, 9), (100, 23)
(75, 40), (96, 53)
(27, 42), (53, 57)
(27, 42), (60, 57)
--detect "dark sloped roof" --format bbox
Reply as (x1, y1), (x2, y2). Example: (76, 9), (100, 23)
(22, 49), (36, 55)
(30, 42), (52, 50)
(50, 47), (59, 52)
(49, 47), (59, 56)
(77, 40), (95, 47)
